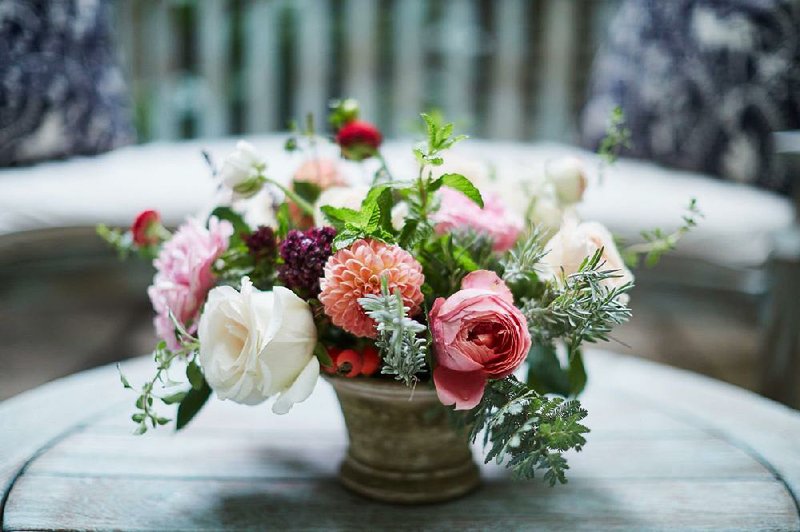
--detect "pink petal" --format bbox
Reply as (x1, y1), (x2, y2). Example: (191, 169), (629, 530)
(461, 270), (514, 304)
(433, 366), (486, 411)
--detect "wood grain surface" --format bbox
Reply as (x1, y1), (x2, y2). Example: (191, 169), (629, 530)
(2, 350), (799, 531)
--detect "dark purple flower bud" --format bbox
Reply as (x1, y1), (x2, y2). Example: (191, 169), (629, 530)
(278, 226), (337, 298)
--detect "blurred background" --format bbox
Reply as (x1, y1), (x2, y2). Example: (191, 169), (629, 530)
(1, 0), (798, 408)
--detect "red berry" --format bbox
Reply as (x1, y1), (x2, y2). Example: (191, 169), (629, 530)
(335, 120), (382, 161)
(131, 210), (161, 246)
(322, 347), (341, 375)
(335, 349), (363, 378)
(360, 345), (380, 376)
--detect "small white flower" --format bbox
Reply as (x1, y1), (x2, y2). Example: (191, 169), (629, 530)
(219, 141), (267, 199)
(198, 277), (319, 413)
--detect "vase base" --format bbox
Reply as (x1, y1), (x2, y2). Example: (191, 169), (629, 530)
(339, 454), (480, 504)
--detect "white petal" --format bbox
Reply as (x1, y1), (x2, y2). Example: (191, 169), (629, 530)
(272, 357), (319, 415)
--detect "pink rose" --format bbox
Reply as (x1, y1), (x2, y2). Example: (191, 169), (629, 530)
(430, 270), (531, 410)
(432, 188), (523, 252)
(147, 217), (233, 350)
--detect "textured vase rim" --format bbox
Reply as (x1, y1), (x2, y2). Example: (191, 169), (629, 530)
(323, 375), (438, 401)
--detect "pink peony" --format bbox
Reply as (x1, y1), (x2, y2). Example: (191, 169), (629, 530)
(319, 239), (424, 338)
(147, 217), (233, 350)
(432, 188), (523, 252)
(430, 270), (531, 410)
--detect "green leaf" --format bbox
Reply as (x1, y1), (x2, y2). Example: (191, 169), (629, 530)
(293, 180), (322, 205)
(567, 347), (587, 396)
(314, 343), (333, 368)
(176, 378), (211, 430)
(117, 364), (132, 389)
(435, 173), (484, 208)
(131, 413), (145, 423)
(276, 202), (291, 238)
(161, 390), (188, 405)
(186, 361), (204, 391)
(320, 205), (361, 229)
(332, 229), (360, 251)
(526, 342), (572, 397)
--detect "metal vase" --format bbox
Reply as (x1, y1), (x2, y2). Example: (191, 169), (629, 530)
(327, 376), (480, 504)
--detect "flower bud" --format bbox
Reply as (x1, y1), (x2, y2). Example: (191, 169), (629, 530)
(219, 140), (267, 198)
(335, 120), (382, 161)
(547, 157), (587, 205)
(131, 210), (164, 246)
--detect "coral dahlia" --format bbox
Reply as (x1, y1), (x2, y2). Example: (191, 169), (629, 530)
(319, 239), (424, 338)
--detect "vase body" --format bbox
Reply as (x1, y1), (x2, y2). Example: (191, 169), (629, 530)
(327, 376), (480, 504)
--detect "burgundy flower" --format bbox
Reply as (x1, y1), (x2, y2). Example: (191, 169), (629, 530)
(278, 226), (337, 297)
(335, 120), (382, 161)
(244, 226), (278, 263)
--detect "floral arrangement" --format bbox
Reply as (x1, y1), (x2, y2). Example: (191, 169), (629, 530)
(102, 100), (699, 485)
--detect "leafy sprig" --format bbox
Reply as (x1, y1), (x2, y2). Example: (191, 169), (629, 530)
(598, 106), (631, 165)
(622, 198), (704, 268)
(464, 376), (589, 485)
(358, 277), (428, 386)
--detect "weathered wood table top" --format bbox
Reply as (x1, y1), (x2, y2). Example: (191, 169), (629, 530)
(2, 350), (799, 531)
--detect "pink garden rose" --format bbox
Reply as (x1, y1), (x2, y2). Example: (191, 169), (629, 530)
(147, 217), (233, 350)
(430, 270), (531, 410)
(432, 188), (523, 252)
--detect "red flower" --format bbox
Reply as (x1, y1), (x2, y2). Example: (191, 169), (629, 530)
(131, 210), (162, 246)
(335, 120), (382, 161)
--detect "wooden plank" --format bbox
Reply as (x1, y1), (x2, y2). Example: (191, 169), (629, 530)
(26, 429), (770, 482)
(441, 0), (477, 130)
(534, 0), (578, 141)
(391, 0), (425, 136)
(196, 0), (231, 137)
(243, 0), (281, 133)
(488, 0), (526, 140)
(343, 0), (378, 121)
(5, 476), (797, 531)
(293, 0), (331, 127)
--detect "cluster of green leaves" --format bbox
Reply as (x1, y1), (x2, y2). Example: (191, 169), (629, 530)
(321, 185), (397, 250)
(463, 376), (589, 485)
(96, 224), (158, 260)
(622, 198), (704, 268)
(417, 231), (496, 305)
(118, 318), (211, 434)
(598, 106), (631, 165)
(500, 226), (548, 300)
(521, 249), (633, 396)
(358, 277), (428, 386)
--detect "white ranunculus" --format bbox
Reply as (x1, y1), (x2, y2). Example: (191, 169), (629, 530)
(313, 185), (370, 227)
(219, 141), (266, 198)
(546, 156), (587, 205)
(198, 277), (319, 414)
(543, 218), (633, 298)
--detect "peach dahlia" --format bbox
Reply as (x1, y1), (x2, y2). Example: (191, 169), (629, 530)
(319, 239), (424, 338)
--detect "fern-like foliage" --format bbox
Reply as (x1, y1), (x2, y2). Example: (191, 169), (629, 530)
(464, 376), (589, 485)
(358, 277), (428, 386)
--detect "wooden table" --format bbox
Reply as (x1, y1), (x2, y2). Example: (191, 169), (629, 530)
(2, 350), (799, 531)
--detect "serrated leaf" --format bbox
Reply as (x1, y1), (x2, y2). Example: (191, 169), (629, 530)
(320, 205), (361, 229)
(176, 379), (211, 430)
(437, 173), (483, 208)
(186, 361), (204, 391)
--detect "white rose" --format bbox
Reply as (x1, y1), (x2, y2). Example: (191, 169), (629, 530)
(198, 277), (319, 414)
(546, 156), (587, 205)
(313, 185), (370, 227)
(219, 141), (266, 199)
(543, 218), (633, 297)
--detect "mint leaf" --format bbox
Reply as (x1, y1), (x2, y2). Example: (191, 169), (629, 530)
(321, 205), (361, 230)
(434, 173), (483, 208)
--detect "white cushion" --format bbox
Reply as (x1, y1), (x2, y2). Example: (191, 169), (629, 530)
(0, 136), (792, 269)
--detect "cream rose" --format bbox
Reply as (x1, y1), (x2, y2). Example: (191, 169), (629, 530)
(313, 185), (369, 227)
(543, 218), (633, 296)
(219, 140), (266, 199)
(197, 277), (319, 414)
